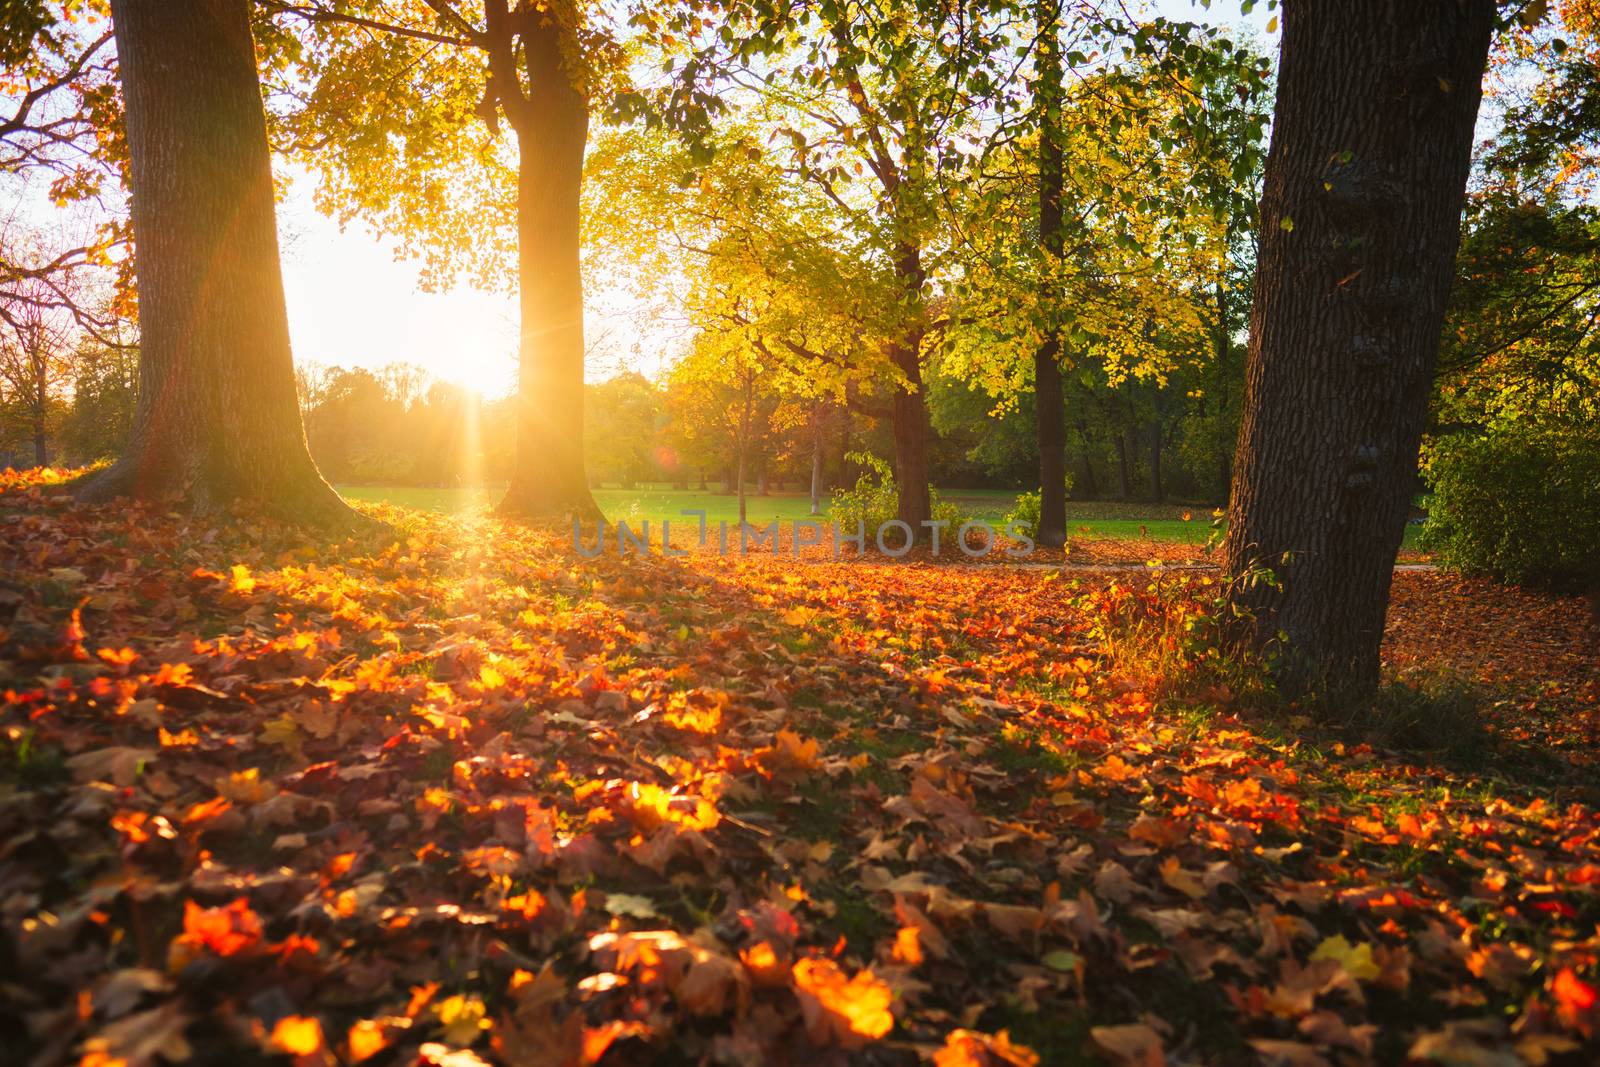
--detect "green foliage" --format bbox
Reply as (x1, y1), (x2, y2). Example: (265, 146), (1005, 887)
(829, 452), (900, 534)
(829, 452), (966, 537)
(1004, 477), (1073, 540)
(1421, 426), (1600, 593)
(585, 373), (668, 488)
(60, 342), (137, 463)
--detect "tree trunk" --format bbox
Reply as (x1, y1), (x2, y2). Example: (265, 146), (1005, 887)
(1033, 0), (1068, 548)
(499, 20), (600, 520)
(78, 0), (349, 523)
(809, 407), (824, 516)
(889, 244), (931, 532)
(736, 373), (752, 527)
(1224, 0), (1496, 697)
(33, 422), (47, 467)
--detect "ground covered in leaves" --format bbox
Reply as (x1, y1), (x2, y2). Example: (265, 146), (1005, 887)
(2, 469), (1597, 1067)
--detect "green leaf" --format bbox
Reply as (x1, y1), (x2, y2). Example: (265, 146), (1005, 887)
(1042, 949), (1081, 972)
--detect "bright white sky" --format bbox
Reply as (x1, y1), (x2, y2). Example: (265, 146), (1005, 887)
(271, 0), (1277, 400)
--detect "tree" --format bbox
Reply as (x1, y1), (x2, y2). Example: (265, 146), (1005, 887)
(269, 0), (780, 520)
(1222, 1), (1500, 697)
(1033, 0), (1069, 546)
(76, 0), (348, 522)
(692, 0), (1024, 532)
(269, 0), (610, 518)
(0, 3), (125, 342)
(585, 372), (666, 489)
(61, 332), (139, 463)
(0, 274), (74, 465)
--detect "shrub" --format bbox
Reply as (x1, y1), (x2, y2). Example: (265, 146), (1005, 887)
(1420, 426), (1600, 593)
(1004, 478), (1073, 540)
(829, 451), (969, 546)
(1071, 569), (1269, 702)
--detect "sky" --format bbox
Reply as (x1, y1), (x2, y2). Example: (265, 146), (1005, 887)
(269, 1), (1279, 400)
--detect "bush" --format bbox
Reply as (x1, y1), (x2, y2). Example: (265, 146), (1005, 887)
(1004, 478), (1074, 540)
(829, 451), (968, 545)
(1070, 569), (1269, 702)
(1420, 426), (1600, 593)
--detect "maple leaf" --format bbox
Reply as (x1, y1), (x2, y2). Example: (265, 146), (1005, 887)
(1090, 1022), (1166, 1066)
(934, 1028), (1040, 1066)
(754, 727), (821, 780)
(677, 953), (746, 1016)
(1094, 754), (1140, 783)
(1552, 967), (1598, 1037)
(434, 994), (490, 1046)
(346, 1020), (388, 1062)
(1309, 935), (1381, 981)
(80, 1002), (193, 1067)
(269, 1015), (324, 1056)
(792, 958), (895, 1048)
(67, 746), (153, 787)
(168, 899), (264, 971)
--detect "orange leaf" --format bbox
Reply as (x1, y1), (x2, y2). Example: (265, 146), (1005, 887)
(934, 1028), (1041, 1067)
(792, 958), (894, 1048)
(269, 1015), (323, 1056)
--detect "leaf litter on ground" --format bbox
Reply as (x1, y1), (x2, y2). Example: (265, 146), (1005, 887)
(0, 468), (1596, 1066)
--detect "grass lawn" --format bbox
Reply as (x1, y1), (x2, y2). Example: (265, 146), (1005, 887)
(336, 483), (1223, 543)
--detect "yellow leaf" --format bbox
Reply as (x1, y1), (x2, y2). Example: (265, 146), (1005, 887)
(269, 1015), (323, 1056)
(346, 1020), (387, 1062)
(433, 993), (489, 1046)
(1311, 935), (1381, 981)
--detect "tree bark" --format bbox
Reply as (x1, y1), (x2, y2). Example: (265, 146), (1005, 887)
(78, 0), (349, 523)
(736, 371), (752, 527)
(1033, 0), (1068, 548)
(497, 13), (600, 520)
(1224, 0), (1496, 697)
(888, 241), (932, 531)
(809, 404), (824, 516)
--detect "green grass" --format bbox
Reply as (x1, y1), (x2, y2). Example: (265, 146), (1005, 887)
(336, 484), (1227, 543)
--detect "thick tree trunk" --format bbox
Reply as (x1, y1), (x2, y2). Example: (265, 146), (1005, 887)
(1224, 0), (1495, 697)
(32, 422), (46, 467)
(889, 344), (931, 530)
(499, 22), (600, 520)
(78, 0), (348, 522)
(889, 243), (931, 532)
(1033, 0), (1068, 549)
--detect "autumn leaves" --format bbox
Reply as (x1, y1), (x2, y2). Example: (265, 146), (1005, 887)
(2, 476), (1599, 1064)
